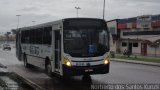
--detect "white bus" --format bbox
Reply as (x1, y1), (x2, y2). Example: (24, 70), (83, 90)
(16, 18), (110, 77)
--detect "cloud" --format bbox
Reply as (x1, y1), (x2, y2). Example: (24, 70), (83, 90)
(121, 0), (160, 3)
(20, 7), (40, 12)
(0, 0), (160, 32)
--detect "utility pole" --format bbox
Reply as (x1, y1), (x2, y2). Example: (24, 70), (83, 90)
(103, 0), (106, 19)
(16, 15), (21, 29)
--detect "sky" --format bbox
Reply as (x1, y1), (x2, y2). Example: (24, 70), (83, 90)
(0, 0), (160, 33)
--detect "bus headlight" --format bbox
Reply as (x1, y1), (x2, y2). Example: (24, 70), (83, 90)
(63, 57), (72, 67)
(104, 57), (109, 65)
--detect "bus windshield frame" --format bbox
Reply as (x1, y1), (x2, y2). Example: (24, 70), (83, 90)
(63, 18), (109, 57)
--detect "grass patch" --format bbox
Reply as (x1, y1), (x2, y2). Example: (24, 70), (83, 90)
(0, 78), (7, 88)
(115, 55), (160, 63)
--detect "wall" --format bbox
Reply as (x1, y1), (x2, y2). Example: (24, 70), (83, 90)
(107, 20), (118, 53)
(147, 45), (160, 57)
(107, 20), (117, 35)
(120, 29), (160, 42)
(120, 40), (141, 55)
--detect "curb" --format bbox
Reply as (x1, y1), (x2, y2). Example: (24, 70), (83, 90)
(13, 72), (45, 90)
(111, 58), (160, 67)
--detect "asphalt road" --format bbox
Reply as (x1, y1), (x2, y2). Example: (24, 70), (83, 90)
(0, 48), (160, 90)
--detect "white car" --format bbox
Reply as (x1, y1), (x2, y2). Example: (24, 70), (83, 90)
(2, 44), (11, 50)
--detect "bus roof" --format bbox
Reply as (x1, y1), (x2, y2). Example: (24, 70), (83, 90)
(18, 18), (105, 30)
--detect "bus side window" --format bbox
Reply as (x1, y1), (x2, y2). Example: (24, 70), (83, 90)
(30, 29), (36, 44)
(25, 30), (30, 43)
(35, 28), (43, 44)
(21, 31), (25, 43)
(43, 27), (52, 45)
(21, 30), (30, 43)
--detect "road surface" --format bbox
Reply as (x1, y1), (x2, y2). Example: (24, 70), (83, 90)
(0, 48), (160, 90)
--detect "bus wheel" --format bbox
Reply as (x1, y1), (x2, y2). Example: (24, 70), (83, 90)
(24, 55), (29, 68)
(46, 61), (52, 77)
(82, 75), (92, 83)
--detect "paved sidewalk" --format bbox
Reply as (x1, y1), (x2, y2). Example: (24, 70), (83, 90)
(111, 58), (160, 67)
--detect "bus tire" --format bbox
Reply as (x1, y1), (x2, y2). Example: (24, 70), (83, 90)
(82, 75), (92, 83)
(45, 59), (52, 77)
(24, 54), (29, 68)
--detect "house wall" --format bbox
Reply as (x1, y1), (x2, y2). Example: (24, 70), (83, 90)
(120, 40), (141, 55)
(107, 20), (117, 35)
(147, 45), (160, 57)
(120, 29), (160, 42)
(107, 20), (117, 53)
(107, 15), (160, 57)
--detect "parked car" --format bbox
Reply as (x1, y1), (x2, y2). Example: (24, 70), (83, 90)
(2, 44), (11, 50)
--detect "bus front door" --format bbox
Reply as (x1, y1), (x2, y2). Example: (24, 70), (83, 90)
(55, 30), (61, 72)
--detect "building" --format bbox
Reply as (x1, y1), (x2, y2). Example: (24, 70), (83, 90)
(107, 14), (160, 57)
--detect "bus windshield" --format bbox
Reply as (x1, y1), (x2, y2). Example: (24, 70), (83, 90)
(63, 28), (109, 57)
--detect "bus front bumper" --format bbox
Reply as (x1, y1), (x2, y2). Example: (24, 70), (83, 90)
(63, 64), (109, 76)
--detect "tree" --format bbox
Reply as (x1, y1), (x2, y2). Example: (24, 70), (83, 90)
(4, 32), (11, 41)
(11, 29), (17, 35)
